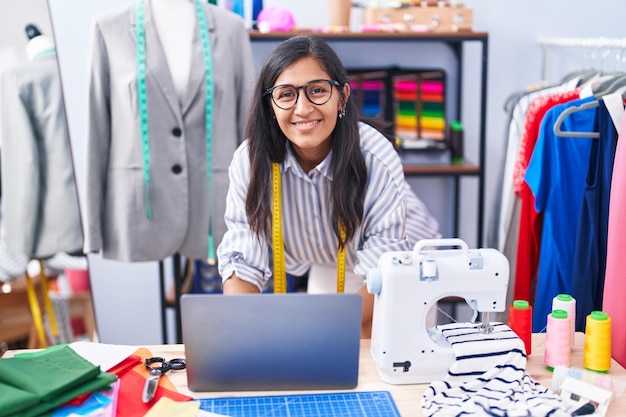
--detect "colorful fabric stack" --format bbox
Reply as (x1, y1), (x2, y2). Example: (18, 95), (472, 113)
(349, 79), (384, 118)
(394, 75), (445, 141)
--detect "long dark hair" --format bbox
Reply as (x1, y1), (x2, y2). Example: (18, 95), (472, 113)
(245, 35), (366, 248)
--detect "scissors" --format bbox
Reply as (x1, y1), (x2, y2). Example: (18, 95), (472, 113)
(142, 356), (186, 403)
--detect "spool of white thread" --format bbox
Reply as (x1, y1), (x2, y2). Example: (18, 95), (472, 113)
(552, 294), (576, 348)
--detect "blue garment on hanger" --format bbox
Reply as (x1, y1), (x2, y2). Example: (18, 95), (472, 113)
(525, 96), (596, 333)
(571, 99), (619, 331)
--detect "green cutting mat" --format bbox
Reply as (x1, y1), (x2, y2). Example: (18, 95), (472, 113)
(197, 391), (402, 416)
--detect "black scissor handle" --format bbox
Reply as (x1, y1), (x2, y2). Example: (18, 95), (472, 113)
(145, 357), (186, 373)
(166, 358), (186, 370)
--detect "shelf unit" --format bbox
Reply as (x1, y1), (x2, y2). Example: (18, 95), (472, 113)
(162, 31), (489, 343)
(250, 31), (489, 245)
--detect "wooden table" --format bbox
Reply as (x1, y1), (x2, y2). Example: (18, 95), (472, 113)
(146, 333), (626, 416)
(5, 333), (626, 415)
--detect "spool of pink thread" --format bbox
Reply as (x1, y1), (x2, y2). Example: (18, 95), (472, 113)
(552, 294), (576, 348)
(544, 309), (571, 371)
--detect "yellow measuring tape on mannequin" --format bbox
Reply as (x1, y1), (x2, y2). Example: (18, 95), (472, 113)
(271, 162), (346, 293)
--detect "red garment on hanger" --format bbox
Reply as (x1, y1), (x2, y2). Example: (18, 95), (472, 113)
(513, 89), (582, 302)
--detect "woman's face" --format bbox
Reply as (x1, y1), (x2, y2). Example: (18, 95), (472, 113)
(270, 56), (348, 171)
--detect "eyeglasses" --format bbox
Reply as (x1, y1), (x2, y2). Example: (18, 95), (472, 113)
(266, 79), (341, 110)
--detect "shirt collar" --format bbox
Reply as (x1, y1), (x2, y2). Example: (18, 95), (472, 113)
(284, 142), (333, 180)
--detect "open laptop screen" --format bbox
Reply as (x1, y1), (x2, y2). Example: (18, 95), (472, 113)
(181, 293), (362, 392)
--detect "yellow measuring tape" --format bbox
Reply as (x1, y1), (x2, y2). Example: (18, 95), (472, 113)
(271, 162), (346, 293)
(25, 271), (46, 348)
(271, 162), (287, 293)
(336, 225), (346, 294)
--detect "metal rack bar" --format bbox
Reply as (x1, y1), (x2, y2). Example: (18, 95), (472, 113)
(537, 36), (626, 83)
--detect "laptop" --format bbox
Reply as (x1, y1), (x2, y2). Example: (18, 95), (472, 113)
(181, 293), (362, 392)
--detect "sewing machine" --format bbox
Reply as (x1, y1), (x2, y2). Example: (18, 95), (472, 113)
(366, 238), (509, 384)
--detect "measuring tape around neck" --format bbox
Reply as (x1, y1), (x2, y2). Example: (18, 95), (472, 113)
(136, 0), (216, 262)
(271, 162), (346, 293)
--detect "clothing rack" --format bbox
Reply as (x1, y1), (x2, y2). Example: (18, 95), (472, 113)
(537, 36), (626, 82)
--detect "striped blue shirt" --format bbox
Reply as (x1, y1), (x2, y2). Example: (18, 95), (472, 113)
(217, 122), (439, 290)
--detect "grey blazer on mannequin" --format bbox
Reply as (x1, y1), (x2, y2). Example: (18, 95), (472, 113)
(85, 1), (255, 262)
(0, 53), (83, 259)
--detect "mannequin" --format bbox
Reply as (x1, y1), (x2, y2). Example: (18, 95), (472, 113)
(84, 0), (256, 262)
(0, 25), (83, 259)
(24, 24), (56, 61)
(150, 0), (194, 99)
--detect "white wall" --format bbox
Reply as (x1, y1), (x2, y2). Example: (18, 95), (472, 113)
(13, 0), (626, 344)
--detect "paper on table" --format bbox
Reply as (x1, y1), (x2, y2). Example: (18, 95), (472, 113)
(69, 342), (138, 372)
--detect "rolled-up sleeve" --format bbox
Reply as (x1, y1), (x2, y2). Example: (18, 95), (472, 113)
(217, 142), (272, 290)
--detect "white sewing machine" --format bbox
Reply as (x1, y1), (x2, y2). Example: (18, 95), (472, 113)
(366, 238), (509, 384)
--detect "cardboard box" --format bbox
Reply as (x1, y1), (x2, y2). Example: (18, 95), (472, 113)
(363, 5), (473, 32)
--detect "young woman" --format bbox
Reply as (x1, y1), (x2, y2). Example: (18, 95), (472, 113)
(217, 35), (439, 337)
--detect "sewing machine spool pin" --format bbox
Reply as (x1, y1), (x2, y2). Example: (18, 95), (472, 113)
(367, 238), (509, 384)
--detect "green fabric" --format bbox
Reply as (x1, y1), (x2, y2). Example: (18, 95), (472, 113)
(16, 373), (117, 417)
(397, 101), (444, 113)
(0, 345), (117, 417)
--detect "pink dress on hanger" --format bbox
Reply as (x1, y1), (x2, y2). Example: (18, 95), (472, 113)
(603, 106), (626, 368)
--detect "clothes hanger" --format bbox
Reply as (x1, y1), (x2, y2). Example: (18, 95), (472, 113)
(577, 72), (622, 98)
(560, 69), (596, 84)
(592, 73), (626, 97)
(576, 69), (603, 86)
(552, 100), (600, 138)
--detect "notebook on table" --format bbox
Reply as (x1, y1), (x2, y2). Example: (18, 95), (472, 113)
(180, 293), (362, 392)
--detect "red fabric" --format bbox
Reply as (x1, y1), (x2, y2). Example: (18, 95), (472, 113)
(513, 89), (581, 302)
(115, 368), (192, 417)
(111, 348), (192, 417)
(108, 354), (142, 376)
(56, 348), (192, 414)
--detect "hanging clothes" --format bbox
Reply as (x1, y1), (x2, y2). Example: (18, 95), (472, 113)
(524, 96), (596, 333)
(602, 106), (626, 368)
(511, 88), (581, 303)
(486, 89), (526, 250)
(488, 80), (579, 321)
(571, 95), (622, 332)
(493, 79), (579, 254)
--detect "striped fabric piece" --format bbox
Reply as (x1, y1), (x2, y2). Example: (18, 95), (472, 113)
(422, 323), (569, 416)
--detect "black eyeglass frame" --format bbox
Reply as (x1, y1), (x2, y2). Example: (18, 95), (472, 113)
(266, 79), (342, 110)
